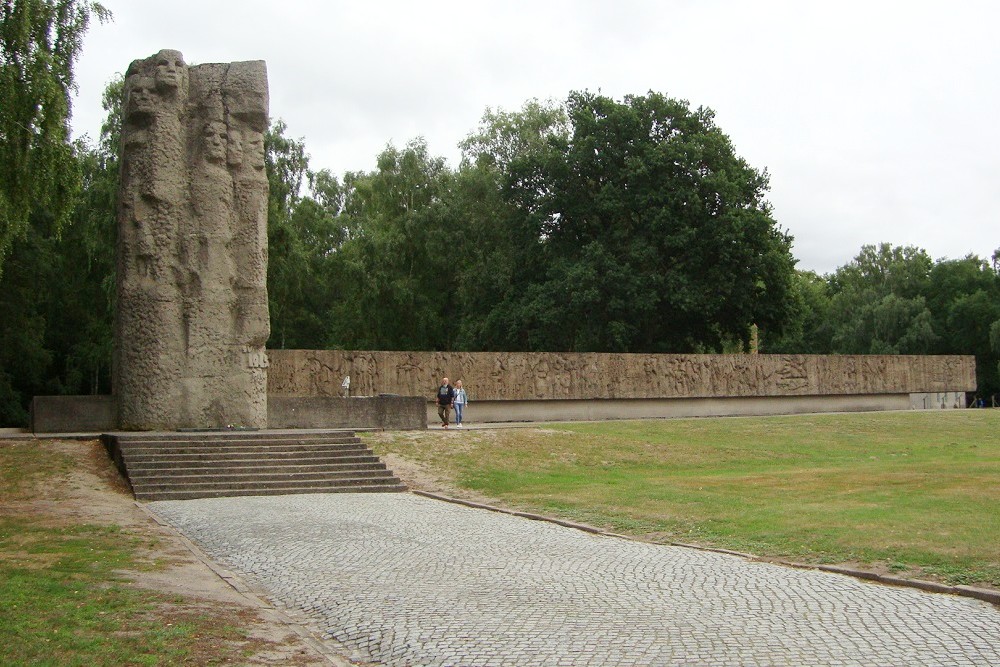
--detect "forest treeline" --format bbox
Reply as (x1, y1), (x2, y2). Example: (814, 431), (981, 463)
(2, 83), (998, 425)
(2, 4), (998, 425)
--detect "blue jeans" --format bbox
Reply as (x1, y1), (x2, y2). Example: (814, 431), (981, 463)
(453, 403), (465, 424)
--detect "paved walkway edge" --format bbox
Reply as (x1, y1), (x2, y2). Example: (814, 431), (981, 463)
(411, 490), (1000, 607)
(134, 501), (356, 666)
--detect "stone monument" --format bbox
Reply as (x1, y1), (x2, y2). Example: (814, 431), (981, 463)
(114, 50), (270, 430)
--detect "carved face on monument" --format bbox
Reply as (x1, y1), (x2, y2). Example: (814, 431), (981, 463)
(154, 49), (186, 92)
(245, 132), (266, 171)
(202, 121), (228, 164)
(125, 76), (157, 119)
(227, 129), (244, 167)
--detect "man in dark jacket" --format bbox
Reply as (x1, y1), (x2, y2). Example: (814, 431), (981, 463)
(436, 377), (455, 428)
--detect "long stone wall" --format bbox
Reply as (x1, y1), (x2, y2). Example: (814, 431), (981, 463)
(267, 351), (976, 401)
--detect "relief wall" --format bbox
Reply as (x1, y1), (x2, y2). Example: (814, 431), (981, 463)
(267, 351), (976, 400)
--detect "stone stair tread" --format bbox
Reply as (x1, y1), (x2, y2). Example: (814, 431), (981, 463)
(130, 470), (396, 483)
(123, 451), (372, 461)
(102, 429), (406, 501)
(136, 484), (407, 501)
(121, 438), (363, 448)
(122, 442), (367, 453)
(111, 430), (365, 441)
(127, 461), (387, 474)
(135, 474), (404, 490)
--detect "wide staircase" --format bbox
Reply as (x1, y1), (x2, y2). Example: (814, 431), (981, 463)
(101, 430), (407, 501)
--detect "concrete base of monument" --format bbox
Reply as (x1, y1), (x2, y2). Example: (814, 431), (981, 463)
(29, 391), (967, 433)
(267, 396), (426, 430)
(30, 395), (118, 433)
(429, 392), (968, 425)
(29, 395), (428, 433)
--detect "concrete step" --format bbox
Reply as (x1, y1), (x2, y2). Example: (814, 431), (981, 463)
(111, 430), (366, 443)
(121, 443), (370, 457)
(127, 460), (389, 475)
(136, 483), (407, 501)
(122, 451), (378, 465)
(130, 468), (397, 485)
(102, 429), (407, 500)
(135, 475), (404, 494)
(120, 436), (364, 449)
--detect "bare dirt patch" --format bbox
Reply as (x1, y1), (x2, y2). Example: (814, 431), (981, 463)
(2, 438), (352, 666)
(380, 451), (501, 507)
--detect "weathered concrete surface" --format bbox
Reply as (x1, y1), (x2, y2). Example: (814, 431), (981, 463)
(426, 394), (920, 425)
(28, 394), (426, 433)
(33, 351), (973, 431)
(114, 50), (269, 430)
(148, 493), (1000, 667)
(30, 395), (117, 433)
(269, 351), (976, 401)
(29, 390), (960, 433)
(268, 396), (426, 430)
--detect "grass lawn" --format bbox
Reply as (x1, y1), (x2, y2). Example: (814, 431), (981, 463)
(0, 440), (298, 666)
(369, 410), (1000, 588)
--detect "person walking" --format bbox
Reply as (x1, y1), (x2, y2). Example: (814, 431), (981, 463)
(436, 377), (455, 428)
(453, 380), (468, 427)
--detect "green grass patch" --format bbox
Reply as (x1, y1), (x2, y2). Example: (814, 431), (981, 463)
(2, 518), (183, 666)
(370, 411), (1000, 587)
(0, 441), (268, 666)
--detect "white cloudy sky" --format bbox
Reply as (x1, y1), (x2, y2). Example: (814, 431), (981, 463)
(70, 0), (999, 274)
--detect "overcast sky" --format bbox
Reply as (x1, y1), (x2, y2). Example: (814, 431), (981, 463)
(70, 0), (999, 275)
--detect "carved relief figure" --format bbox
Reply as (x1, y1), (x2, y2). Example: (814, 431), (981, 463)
(115, 50), (269, 430)
(115, 51), (191, 429)
(125, 76), (157, 122)
(154, 49), (187, 94)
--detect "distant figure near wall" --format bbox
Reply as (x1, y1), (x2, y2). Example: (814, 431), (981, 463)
(114, 50), (270, 430)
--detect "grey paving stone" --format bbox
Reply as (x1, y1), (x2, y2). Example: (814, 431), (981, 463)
(149, 493), (1000, 667)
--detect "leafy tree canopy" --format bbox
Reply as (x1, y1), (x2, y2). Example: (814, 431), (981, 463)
(0, 0), (111, 276)
(457, 91), (796, 352)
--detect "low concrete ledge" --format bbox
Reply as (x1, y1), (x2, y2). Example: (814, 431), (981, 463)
(268, 395), (426, 430)
(431, 393), (924, 425)
(32, 392), (966, 433)
(31, 394), (427, 432)
(31, 395), (117, 433)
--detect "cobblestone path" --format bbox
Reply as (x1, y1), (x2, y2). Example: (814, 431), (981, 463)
(149, 493), (1000, 666)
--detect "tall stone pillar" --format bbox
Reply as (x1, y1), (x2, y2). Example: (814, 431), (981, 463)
(114, 50), (269, 430)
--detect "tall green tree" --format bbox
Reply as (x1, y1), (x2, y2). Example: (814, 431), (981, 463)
(0, 74), (119, 425)
(0, 0), (110, 275)
(454, 100), (570, 350)
(330, 139), (459, 350)
(457, 91), (796, 352)
(767, 269), (834, 354)
(264, 119), (312, 349)
(264, 121), (356, 349)
(926, 253), (1000, 397)
(827, 244), (937, 354)
(42, 77), (121, 396)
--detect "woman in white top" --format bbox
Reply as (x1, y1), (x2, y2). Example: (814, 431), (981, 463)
(453, 379), (468, 427)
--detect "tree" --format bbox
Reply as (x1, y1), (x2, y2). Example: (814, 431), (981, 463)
(264, 121), (361, 349)
(330, 139), (459, 350)
(926, 254), (1000, 397)
(767, 270), (834, 354)
(457, 91), (796, 352)
(825, 244), (937, 355)
(0, 0), (111, 276)
(0, 74), (119, 425)
(454, 99), (570, 350)
(42, 77), (121, 397)
(264, 119), (312, 349)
